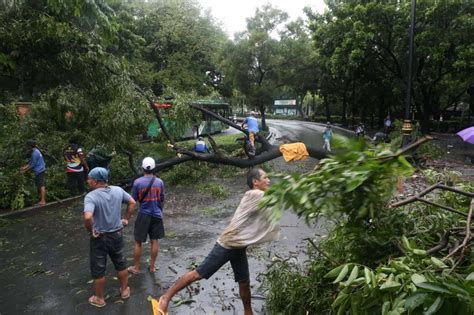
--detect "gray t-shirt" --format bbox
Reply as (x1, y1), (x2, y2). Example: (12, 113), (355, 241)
(84, 186), (132, 233)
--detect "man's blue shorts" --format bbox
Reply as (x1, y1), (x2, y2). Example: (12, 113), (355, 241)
(35, 171), (45, 188)
(196, 243), (249, 282)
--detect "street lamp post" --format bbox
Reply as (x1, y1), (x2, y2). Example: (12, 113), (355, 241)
(402, 0), (416, 146)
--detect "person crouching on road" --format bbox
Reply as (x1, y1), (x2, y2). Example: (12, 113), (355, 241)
(128, 157), (165, 274)
(193, 137), (210, 153)
(157, 168), (279, 315)
(83, 167), (136, 308)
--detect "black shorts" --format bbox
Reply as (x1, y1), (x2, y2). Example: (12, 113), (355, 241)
(196, 243), (249, 282)
(35, 172), (45, 188)
(134, 213), (165, 243)
(90, 229), (127, 279)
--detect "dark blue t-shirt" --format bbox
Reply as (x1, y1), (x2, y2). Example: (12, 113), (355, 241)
(131, 176), (165, 218)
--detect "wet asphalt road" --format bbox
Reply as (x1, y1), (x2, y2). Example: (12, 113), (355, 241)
(0, 120), (329, 314)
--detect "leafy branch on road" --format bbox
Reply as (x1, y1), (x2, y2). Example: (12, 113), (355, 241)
(263, 137), (474, 314)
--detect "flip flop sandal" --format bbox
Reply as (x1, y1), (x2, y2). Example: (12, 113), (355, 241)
(127, 266), (140, 275)
(120, 286), (130, 299)
(88, 295), (106, 308)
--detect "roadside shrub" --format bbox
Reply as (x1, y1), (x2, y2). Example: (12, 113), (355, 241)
(161, 162), (210, 186)
(265, 256), (333, 314)
(44, 164), (70, 201)
(263, 138), (473, 314)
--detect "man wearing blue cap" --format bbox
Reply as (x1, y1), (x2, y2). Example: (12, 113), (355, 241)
(83, 167), (136, 308)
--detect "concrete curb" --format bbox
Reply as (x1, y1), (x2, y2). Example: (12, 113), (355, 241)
(0, 194), (84, 219)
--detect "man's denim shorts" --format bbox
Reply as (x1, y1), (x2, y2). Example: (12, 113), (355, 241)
(90, 229), (127, 278)
(196, 243), (249, 282)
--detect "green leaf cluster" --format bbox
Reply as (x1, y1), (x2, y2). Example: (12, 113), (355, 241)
(325, 250), (473, 314)
(262, 137), (413, 223)
(263, 142), (473, 314)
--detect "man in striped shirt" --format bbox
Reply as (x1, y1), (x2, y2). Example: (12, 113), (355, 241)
(128, 157), (165, 274)
(157, 168), (279, 315)
(63, 138), (89, 195)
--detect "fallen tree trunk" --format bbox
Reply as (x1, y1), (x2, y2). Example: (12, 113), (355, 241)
(133, 86), (328, 170)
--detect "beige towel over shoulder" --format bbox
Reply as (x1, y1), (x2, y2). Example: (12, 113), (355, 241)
(217, 189), (280, 249)
(279, 142), (309, 162)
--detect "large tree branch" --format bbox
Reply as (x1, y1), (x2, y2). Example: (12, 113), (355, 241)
(373, 38), (403, 79)
(426, 231), (451, 255)
(118, 146), (138, 176)
(390, 182), (474, 217)
(134, 85), (177, 147)
(390, 183), (474, 209)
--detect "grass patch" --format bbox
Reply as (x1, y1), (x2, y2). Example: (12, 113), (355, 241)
(201, 206), (219, 215)
(165, 230), (177, 239)
(197, 183), (230, 199)
(160, 162), (209, 186)
(176, 133), (243, 155)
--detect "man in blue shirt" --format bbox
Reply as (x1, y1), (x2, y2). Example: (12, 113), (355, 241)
(242, 111), (259, 155)
(128, 157), (165, 274)
(193, 137), (210, 153)
(20, 139), (46, 205)
(83, 167), (136, 308)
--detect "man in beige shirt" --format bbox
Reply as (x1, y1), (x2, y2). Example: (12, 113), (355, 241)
(157, 168), (279, 315)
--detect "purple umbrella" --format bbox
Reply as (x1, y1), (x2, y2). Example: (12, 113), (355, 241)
(456, 126), (474, 144)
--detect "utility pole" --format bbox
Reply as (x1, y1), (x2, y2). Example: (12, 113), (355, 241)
(402, 0), (416, 146)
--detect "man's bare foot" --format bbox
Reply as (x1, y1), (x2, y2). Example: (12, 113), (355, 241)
(149, 265), (156, 273)
(35, 201), (46, 206)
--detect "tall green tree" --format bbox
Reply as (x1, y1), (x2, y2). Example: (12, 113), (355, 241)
(308, 0), (474, 131)
(278, 18), (319, 118)
(0, 0), (122, 99)
(131, 0), (228, 96)
(222, 4), (288, 130)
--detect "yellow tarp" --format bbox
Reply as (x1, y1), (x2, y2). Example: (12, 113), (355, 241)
(151, 297), (168, 315)
(279, 142), (309, 162)
(151, 297), (159, 315)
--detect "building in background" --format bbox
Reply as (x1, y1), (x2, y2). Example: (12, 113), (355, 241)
(273, 99), (297, 115)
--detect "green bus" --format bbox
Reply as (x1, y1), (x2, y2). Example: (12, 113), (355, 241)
(147, 100), (230, 139)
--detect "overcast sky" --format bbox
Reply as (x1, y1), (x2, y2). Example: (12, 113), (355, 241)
(197, 0), (327, 37)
